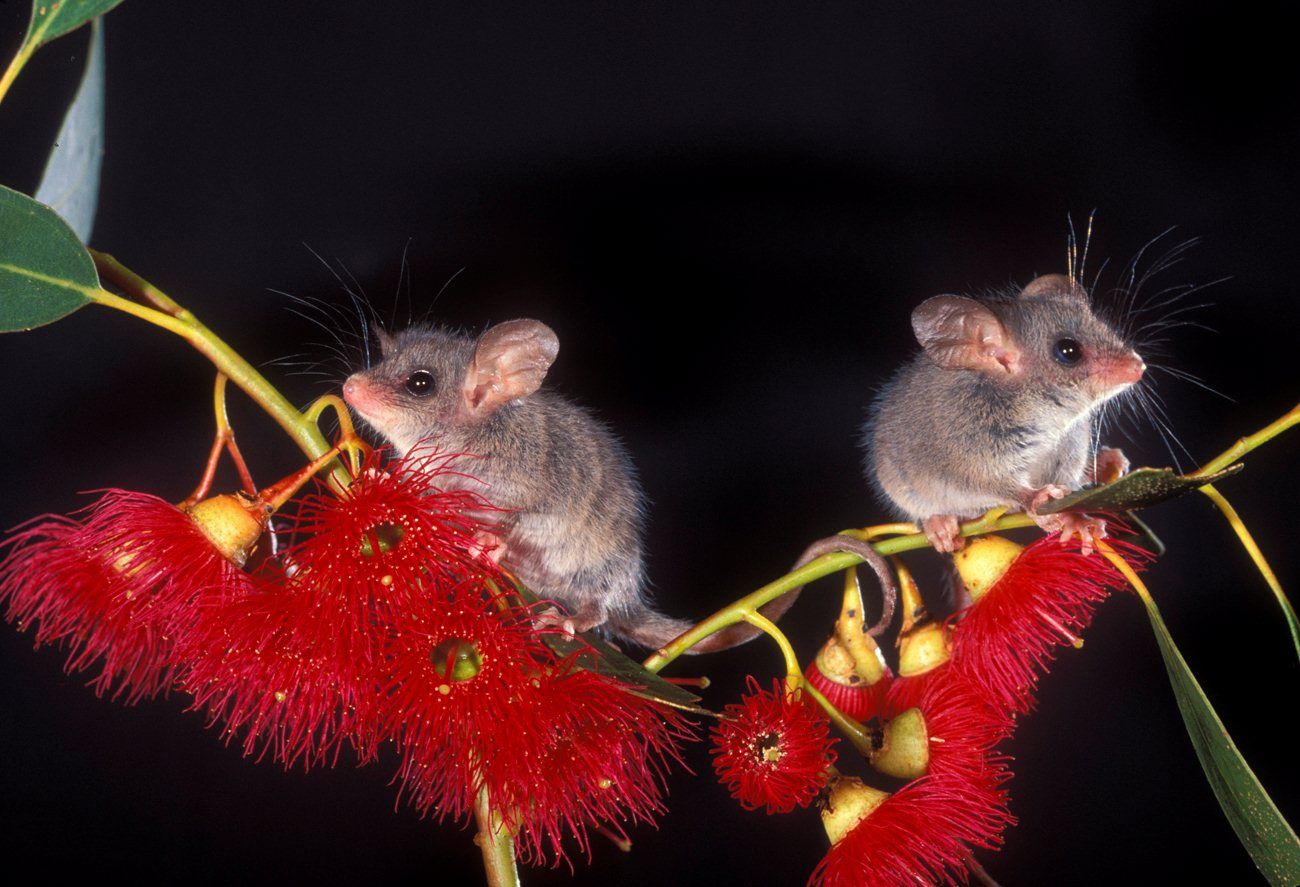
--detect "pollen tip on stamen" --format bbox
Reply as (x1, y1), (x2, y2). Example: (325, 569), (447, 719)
(1039, 610), (1084, 648)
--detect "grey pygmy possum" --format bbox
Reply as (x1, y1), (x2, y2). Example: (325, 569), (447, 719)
(342, 319), (800, 652)
(864, 273), (1146, 553)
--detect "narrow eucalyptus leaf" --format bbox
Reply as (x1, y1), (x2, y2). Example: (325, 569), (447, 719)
(543, 630), (711, 715)
(1038, 464), (1244, 515)
(0, 185), (99, 332)
(1142, 596), (1300, 886)
(34, 18), (105, 242)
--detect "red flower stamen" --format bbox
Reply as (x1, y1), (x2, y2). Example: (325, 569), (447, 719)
(815, 672), (1015, 887)
(181, 449), (503, 767)
(949, 534), (1149, 714)
(384, 581), (693, 867)
(0, 489), (256, 702)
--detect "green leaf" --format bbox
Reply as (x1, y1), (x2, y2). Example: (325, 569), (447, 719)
(1037, 464), (1244, 515)
(21, 0), (124, 48)
(34, 18), (105, 242)
(542, 629), (711, 716)
(0, 184), (99, 332)
(503, 579), (709, 715)
(1140, 593), (1300, 885)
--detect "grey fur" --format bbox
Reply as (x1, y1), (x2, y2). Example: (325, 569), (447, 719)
(344, 322), (771, 651)
(865, 278), (1140, 523)
(346, 324), (661, 633)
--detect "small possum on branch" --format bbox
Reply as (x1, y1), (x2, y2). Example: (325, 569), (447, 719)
(864, 273), (1146, 553)
(342, 320), (891, 651)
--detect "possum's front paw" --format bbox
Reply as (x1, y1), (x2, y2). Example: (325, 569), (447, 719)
(468, 530), (506, 564)
(1023, 484), (1108, 555)
(1088, 447), (1130, 485)
(533, 602), (606, 637)
(922, 514), (964, 552)
(534, 606), (577, 636)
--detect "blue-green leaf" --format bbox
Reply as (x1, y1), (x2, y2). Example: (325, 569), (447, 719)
(34, 18), (105, 242)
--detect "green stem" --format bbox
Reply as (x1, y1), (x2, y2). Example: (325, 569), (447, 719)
(645, 400), (1300, 673)
(642, 513), (1035, 673)
(86, 253), (352, 488)
(741, 609), (802, 679)
(800, 678), (876, 756)
(1199, 483), (1300, 662)
(474, 788), (521, 887)
(0, 42), (35, 108)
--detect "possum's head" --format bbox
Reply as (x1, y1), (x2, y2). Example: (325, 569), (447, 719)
(911, 274), (1145, 424)
(343, 319), (559, 453)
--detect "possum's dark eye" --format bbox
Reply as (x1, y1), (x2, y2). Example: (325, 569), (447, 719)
(404, 370), (436, 396)
(1052, 338), (1083, 366)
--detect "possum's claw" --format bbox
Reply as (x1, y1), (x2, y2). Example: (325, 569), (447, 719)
(922, 514), (964, 552)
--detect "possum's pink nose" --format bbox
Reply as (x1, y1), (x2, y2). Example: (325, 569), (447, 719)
(342, 376), (374, 410)
(1102, 351), (1144, 384)
(1092, 351), (1145, 389)
(342, 377), (361, 402)
(1117, 353), (1146, 384)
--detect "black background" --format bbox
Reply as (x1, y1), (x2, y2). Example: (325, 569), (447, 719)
(1, 2), (1297, 885)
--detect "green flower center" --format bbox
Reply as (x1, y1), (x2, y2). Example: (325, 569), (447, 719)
(430, 637), (482, 682)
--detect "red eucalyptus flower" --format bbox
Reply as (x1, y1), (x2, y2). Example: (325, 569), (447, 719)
(180, 450), (499, 767)
(814, 672), (1014, 887)
(179, 587), (379, 768)
(385, 581), (693, 866)
(500, 665), (694, 865)
(882, 671), (1014, 787)
(812, 769), (1010, 887)
(711, 677), (837, 814)
(949, 533), (1149, 714)
(0, 489), (260, 703)
(279, 449), (501, 660)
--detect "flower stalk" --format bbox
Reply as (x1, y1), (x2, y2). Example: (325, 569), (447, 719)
(0, 41), (35, 108)
(642, 511), (1036, 674)
(474, 788), (521, 887)
(87, 251), (352, 488)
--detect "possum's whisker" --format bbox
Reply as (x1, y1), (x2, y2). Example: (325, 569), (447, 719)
(1078, 209), (1096, 286)
(392, 237), (414, 332)
(1088, 256), (1111, 297)
(272, 289), (368, 363)
(280, 308), (356, 366)
(272, 287), (359, 330)
(1135, 383), (1193, 471)
(1147, 363), (1234, 401)
(420, 267), (468, 325)
(302, 244), (377, 369)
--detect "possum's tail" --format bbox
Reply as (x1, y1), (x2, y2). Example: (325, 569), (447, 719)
(612, 536), (897, 655)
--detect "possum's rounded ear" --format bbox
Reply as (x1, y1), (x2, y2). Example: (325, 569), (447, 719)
(463, 319), (560, 415)
(374, 326), (397, 356)
(1020, 273), (1088, 302)
(912, 295), (1020, 374)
